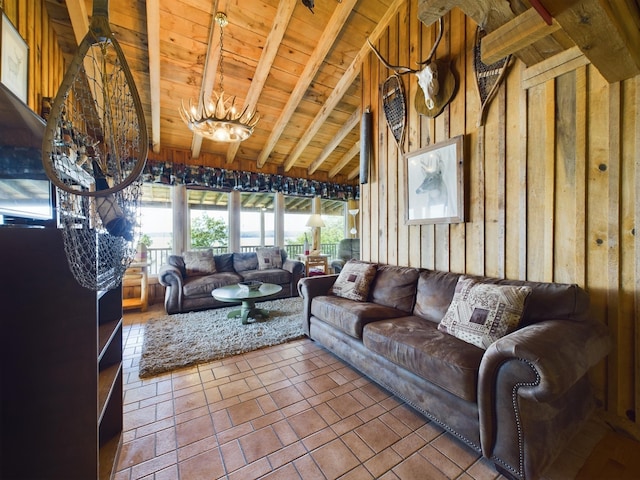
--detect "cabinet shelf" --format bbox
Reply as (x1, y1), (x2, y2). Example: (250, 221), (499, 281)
(99, 362), (122, 423)
(0, 228), (124, 480)
(99, 318), (122, 361)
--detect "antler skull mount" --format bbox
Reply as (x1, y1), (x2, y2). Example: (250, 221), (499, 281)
(368, 17), (454, 116)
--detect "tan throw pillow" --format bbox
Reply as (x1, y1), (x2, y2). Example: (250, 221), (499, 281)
(329, 260), (377, 302)
(256, 247), (283, 270)
(182, 249), (217, 276)
(438, 276), (532, 349)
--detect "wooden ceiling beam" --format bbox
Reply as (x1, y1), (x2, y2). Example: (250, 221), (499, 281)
(65, 0), (89, 44)
(481, 8), (561, 65)
(416, 0), (560, 66)
(522, 45), (589, 89)
(417, 0), (515, 30)
(540, 0), (640, 82)
(225, 0), (297, 165)
(347, 164), (360, 181)
(307, 107), (360, 175)
(329, 141), (360, 178)
(146, 0), (161, 154)
(282, 0), (406, 173)
(256, 0), (359, 168)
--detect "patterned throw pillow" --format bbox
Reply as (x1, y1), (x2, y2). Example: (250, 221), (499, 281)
(329, 260), (377, 302)
(256, 247), (283, 270)
(182, 249), (217, 276)
(438, 276), (532, 349)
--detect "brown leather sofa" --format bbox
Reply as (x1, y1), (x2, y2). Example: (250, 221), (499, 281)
(159, 250), (304, 314)
(298, 261), (611, 480)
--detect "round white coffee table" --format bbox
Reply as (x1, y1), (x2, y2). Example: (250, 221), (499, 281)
(212, 283), (283, 324)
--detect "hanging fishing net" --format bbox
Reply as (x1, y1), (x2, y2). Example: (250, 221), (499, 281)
(42, 0), (147, 291)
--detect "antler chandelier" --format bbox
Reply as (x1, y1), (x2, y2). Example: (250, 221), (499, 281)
(179, 12), (259, 142)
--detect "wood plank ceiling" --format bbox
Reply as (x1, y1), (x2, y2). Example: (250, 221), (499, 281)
(44, 0), (406, 187)
(42, 0), (640, 191)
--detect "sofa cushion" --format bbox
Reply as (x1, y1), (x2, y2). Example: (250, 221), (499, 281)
(363, 316), (483, 402)
(182, 272), (242, 297)
(214, 253), (235, 273)
(311, 295), (407, 339)
(413, 270), (461, 323)
(233, 252), (259, 272)
(329, 260), (377, 301)
(438, 276), (532, 349)
(240, 268), (290, 285)
(183, 249), (217, 276)
(256, 247), (284, 270)
(370, 265), (420, 313)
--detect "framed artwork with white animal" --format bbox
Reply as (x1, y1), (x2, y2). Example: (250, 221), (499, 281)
(0, 11), (28, 102)
(405, 135), (464, 225)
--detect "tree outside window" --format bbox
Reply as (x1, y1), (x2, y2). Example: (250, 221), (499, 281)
(190, 214), (228, 248)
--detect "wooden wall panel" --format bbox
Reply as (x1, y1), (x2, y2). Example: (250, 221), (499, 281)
(448, 8), (466, 275)
(364, 9), (640, 431)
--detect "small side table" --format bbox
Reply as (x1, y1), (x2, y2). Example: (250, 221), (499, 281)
(122, 262), (149, 312)
(298, 254), (330, 276)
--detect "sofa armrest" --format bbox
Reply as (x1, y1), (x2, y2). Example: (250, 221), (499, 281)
(479, 318), (611, 405)
(297, 274), (339, 336)
(283, 259), (305, 296)
(158, 264), (185, 314)
(477, 318), (611, 473)
(283, 258), (304, 276)
(158, 264), (183, 286)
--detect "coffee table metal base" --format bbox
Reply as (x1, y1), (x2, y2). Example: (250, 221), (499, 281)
(211, 283), (283, 325)
(227, 300), (271, 325)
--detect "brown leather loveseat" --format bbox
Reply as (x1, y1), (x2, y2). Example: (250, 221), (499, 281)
(298, 260), (611, 480)
(159, 247), (304, 314)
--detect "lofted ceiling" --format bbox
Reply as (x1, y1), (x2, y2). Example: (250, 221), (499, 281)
(43, 0), (407, 186)
(41, 0), (640, 191)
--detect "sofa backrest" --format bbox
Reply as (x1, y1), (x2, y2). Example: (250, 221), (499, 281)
(413, 270), (462, 323)
(233, 251), (259, 272)
(369, 264), (420, 313)
(215, 253), (235, 272)
(412, 269), (591, 325)
(469, 276), (591, 326)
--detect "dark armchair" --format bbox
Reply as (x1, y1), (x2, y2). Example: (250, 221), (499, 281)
(330, 238), (360, 273)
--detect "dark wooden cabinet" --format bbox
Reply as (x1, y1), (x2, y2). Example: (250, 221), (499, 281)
(0, 227), (123, 479)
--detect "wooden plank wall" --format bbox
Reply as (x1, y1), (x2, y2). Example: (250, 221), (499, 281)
(1, 0), (65, 116)
(362, 0), (640, 432)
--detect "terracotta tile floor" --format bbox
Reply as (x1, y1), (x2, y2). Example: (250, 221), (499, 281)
(115, 303), (610, 480)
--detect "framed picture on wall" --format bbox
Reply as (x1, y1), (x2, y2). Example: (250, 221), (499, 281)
(405, 135), (465, 225)
(1, 11), (28, 102)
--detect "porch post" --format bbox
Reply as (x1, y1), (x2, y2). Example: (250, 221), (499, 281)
(229, 190), (241, 252)
(172, 184), (187, 254)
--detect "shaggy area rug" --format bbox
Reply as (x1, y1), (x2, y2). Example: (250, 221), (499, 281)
(139, 296), (305, 378)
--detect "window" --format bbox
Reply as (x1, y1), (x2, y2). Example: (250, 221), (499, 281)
(139, 184), (173, 273)
(188, 188), (228, 252)
(240, 192), (274, 249)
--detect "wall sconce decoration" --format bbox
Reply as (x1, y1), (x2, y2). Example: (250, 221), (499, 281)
(348, 208), (359, 236)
